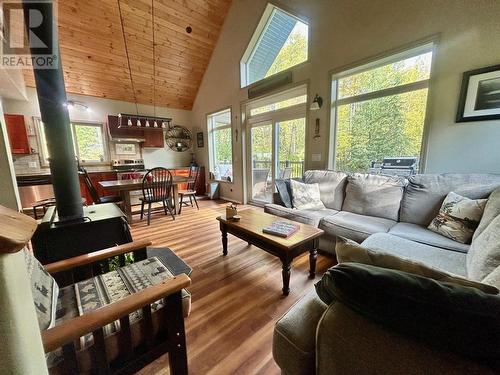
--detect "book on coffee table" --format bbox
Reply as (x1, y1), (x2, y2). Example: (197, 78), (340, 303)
(263, 221), (300, 238)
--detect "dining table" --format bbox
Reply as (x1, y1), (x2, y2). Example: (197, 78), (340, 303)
(99, 175), (192, 222)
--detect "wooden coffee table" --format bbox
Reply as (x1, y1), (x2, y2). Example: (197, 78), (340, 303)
(216, 210), (324, 296)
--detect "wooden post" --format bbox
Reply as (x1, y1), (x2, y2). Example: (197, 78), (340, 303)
(0, 206), (48, 374)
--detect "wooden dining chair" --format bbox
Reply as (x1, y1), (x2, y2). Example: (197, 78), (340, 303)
(79, 167), (122, 205)
(140, 167), (176, 225)
(178, 166), (200, 214)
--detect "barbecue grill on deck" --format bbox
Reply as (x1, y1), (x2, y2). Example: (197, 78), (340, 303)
(369, 157), (418, 176)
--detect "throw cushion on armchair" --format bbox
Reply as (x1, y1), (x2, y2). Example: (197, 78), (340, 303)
(23, 247), (59, 330)
(315, 263), (500, 370)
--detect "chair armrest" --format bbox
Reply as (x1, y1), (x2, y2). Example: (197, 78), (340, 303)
(44, 239), (153, 274)
(42, 273), (190, 352)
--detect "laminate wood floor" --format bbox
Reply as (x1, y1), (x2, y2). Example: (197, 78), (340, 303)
(130, 199), (334, 375)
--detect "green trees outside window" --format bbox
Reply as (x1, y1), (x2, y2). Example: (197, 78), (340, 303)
(333, 50), (433, 173)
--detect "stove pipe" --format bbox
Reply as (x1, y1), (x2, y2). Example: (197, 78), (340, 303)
(23, 1), (83, 221)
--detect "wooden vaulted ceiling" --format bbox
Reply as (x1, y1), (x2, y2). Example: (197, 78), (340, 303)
(22, 0), (232, 110)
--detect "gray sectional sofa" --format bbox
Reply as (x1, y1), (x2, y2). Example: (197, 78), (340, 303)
(268, 170), (500, 375)
(265, 170), (500, 275)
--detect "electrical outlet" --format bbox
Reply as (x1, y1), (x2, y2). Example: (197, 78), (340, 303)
(312, 153), (321, 162)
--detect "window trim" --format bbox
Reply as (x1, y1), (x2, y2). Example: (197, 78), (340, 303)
(35, 117), (109, 167)
(328, 40), (437, 172)
(240, 3), (310, 88)
(207, 107), (234, 183)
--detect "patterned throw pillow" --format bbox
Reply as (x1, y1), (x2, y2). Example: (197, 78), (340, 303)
(23, 247), (59, 330)
(290, 179), (325, 210)
(428, 192), (487, 244)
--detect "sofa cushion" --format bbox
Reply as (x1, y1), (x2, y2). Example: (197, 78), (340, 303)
(473, 187), (500, 240)
(290, 179), (326, 210)
(342, 173), (407, 221)
(400, 173), (500, 226)
(336, 237), (497, 294)
(483, 265), (500, 290)
(320, 211), (396, 243)
(23, 247), (59, 330)
(362, 233), (467, 276)
(273, 290), (327, 375)
(303, 170), (348, 210)
(314, 263), (500, 370)
(389, 222), (470, 253)
(467, 214), (500, 282)
(264, 203), (338, 227)
(427, 192), (487, 244)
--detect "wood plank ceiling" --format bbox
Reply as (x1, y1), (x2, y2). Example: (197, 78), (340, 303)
(22, 0), (232, 110)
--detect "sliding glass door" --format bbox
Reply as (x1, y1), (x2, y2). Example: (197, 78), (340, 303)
(250, 122), (273, 202)
(246, 85), (308, 204)
(249, 115), (306, 203)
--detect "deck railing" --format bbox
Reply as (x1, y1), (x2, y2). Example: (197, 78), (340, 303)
(252, 160), (304, 179)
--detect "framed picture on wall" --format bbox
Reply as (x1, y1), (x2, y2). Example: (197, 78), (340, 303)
(197, 132), (204, 148)
(456, 64), (500, 122)
(115, 143), (136, 155)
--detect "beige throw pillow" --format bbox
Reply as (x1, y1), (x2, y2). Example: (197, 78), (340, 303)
(335, 237), (498, 294)
(428, 192), (487, 244)
(290, 179), (325, 210)
(483, 265), (500, 290)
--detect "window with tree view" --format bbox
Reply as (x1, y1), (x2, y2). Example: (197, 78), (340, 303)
(241, 4), (308, 87)
(37, 119), (108, 164)
(208, 108), (233, 181)
(331, 44), (434, 173)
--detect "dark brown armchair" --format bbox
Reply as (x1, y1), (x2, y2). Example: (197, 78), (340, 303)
(43, 240), (191, 374)
(0, 205), (190, 375)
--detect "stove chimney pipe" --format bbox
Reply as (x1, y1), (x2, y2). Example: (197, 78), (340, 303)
(23, 1), (83, 222)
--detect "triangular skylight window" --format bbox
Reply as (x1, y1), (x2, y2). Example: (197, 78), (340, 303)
(241, 4), (308, 87)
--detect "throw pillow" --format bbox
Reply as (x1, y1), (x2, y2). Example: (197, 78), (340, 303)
(290, 179), (325, 210)
(428, 191), (487, 244)
(335, 237), (498, 294)
(23, 247), (59, 330)
(467, 214), (500, 282)
(275, 179), (293, 208)
(483, 265), (500, 290)
(315, 263), (500, 369)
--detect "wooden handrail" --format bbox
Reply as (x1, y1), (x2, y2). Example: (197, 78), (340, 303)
(42, 273), (191, 352)
(0, 205), (38, 253)
(44, 239), (153, 274)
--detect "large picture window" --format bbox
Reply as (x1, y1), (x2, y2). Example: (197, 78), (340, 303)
(208, 108), (233, 182)
(330, 43), (434, 173)
(240, 4), (308, 87)
(37, 118), (108, 165)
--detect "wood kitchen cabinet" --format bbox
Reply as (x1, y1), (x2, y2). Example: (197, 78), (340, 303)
(4, 114), (30, 154)
(79, 171), (117, 204)
(143, 129), (164, 148)
(108, 115), (164, 148)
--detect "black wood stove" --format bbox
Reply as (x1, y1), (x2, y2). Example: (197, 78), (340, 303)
(32, 203), (133, 264)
